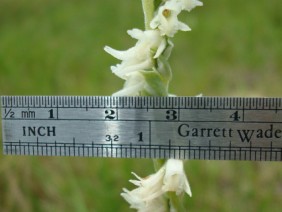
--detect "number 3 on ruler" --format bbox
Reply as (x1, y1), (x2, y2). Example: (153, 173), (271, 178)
(166, 109), (177, 120)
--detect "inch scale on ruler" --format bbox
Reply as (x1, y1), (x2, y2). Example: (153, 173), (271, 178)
(1, 96), (282, 161)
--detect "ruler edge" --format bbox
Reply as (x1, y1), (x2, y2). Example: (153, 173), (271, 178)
(1, 96), (282, 110)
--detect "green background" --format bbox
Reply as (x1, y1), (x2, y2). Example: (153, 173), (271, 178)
(0, 0), (281, 211)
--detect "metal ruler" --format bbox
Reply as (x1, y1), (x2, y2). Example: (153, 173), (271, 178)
(1, 96), (282, 161)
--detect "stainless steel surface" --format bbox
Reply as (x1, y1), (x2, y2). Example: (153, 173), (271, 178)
(1, 96), (282, 161)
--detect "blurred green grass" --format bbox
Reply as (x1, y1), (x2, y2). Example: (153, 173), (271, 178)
(0, 0), (281, 211)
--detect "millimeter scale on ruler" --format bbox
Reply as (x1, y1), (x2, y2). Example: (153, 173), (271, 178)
(1, 96), (282, 161)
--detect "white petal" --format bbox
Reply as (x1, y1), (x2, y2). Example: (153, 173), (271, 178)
(121, 188), (145, 209)
(112, 59), (153, 79)
(112, 84), (142, 96)
(178, 21), (191, 32)
(196, 93), (203, 97)
(127, 28), (144, 40)
(154, 38), (166, 58)
(162, 39), (174, 59)
(104, 46), (130, 60)
(179, 0), (203, 11)
(166, 0), (182, 12)
(112, 72), (145, 96)
(162, 159), (192, 197)
(150, 16), (160, 29)
(131, 172), (143, 181)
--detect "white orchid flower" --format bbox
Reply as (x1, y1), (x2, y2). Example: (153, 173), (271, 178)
(121, 168), (166, 211)
(121, 159), (192, 211)
(177, 0), (203, 12)
(162, 159), (192, 196)
(104, 29), (166, 79)
(150, 1), (191, 37)
(112, 72), (145, 96)
(122, 188), (166, 212)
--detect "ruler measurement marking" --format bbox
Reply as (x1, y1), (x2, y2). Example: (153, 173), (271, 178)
(149, 121), (152, 158)
(4, 142), (282, 150)
(36, 137), (39, 155)
(270, 141), (273, 161)
(3, 141), (282, 159)
(56, 104), (59, 120)
(2, 100), (282, 111)
(2, 105), (282, 113)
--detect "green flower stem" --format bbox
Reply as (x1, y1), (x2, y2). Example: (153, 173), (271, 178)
(141, 1), (185, 211)
(141, 0), (154, 30)
(140, 0), (168, 207)
(154, 0), (163, 9)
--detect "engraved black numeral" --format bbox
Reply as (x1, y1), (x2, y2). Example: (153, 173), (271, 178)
(105, 109), (116, 120)
(230, 111), (240, 121)
(137, 132), (143, 142)
(166, 109), (177, 120)
(105, 135), (119, 142)
(48, 109), (54, 119)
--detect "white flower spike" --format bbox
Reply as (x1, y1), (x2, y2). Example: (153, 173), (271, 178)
(105, 0), (203, 210)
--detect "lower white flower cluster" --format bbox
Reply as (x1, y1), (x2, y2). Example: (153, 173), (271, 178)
(104, 0), (202, 96)
(121, 159), (192, 212)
